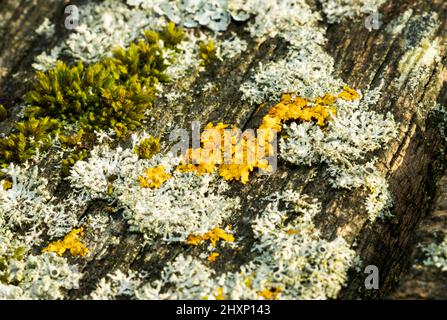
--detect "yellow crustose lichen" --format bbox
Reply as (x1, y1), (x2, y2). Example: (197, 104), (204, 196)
(176, 122), (232, 177)
(207, 252), (220, 262)
(258, 288), (281, 300)
(177, 87), (360, 184)
(259, 86), (360, 132)
(215, 287), (225, 300)
(177, 122), (271, 184)
(138, 165), (172, 189)
(186, 227), (235, 247)
(336, 86), (361, 102)
(42, 228), (89, 257)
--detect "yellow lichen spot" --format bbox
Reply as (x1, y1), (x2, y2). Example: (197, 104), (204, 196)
(215, 287), (225, 300)
(176, 87), (360, 185)
(176, 123), (227, 176)
(176, 148), (217, 176)
(138, 165), (171, 189)
(258, 288), (281, 300)
(218, 129), (272, 184)
(219, 161), (272, 185)
(260, 88), (360, 135)
(337, 86), (361, 101)
(244, 276), (253, 289)
(176, 122), (272, 184)
(186, 227), (234, 247)
(204, 122), (229, 132)
(315, 93), (338, 106)
(207, 252), (220, 262)
(286, 229), (299, 235)
(2, 180), (12, 190)
(260, 94), (335, 132)
(42, 228), (89, 257)
(219, 164), (251, 184)
(206, 228), (235, 247)
(185, 234), (204, 246)
(258, 114), (282, 131)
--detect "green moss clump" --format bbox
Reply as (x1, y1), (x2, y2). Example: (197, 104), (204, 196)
(144, 21), (185, 51)
(0, 23), (185, 168)
(134, 136), (160, 159)
(59, 129), (85, 148)
(0, 104), (7, 122)
(199, 40), (217, 66)
(27, 58), (153, 137)
(0, 117), (60, 166)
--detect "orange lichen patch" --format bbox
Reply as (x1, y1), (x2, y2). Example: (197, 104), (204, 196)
(176, 163), (210, 175)
(301, 105), (336, 126)
(42, 227), (89, 257)
(258, 288), (281, 300)
(176, 123), (230, 176)
(186, 227), (235, 247)
(205, 228), (235, 247)
(259, 94), (334, 131)
(215, 287), (225, 300)
(286, 229), (299, 235)
(315, 93), (338, 106)
(219, 161), (271, 184)
(259, 87), (360, 133)
(219, 128), (273, 184)
(184, 234), (203, 246)
(176, 122), (273, 184)
(337, 86), (361, 101)
(176, 148), (217, 176)
(138, 165), (172, 189)
(207, 252), (220, 262)
(176, 87), (361, 185)
(258, 114), (282, 131)
(202, 122), (229, 134)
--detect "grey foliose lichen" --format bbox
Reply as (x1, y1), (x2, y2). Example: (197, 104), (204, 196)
(280, 96), (397, 221)
(422, 236), (447, 272)
(91, 191), (357, 300)
(319, 0), (387, 24)
(0, 232), (81, 300)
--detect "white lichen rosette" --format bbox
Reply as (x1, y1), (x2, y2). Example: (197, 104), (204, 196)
(68, 139), (240, 243)
(121, 191), (357, 300)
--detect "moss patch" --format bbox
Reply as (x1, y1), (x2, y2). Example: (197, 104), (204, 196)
(0, 23), (185, 170)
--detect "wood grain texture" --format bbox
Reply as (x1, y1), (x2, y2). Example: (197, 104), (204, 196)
(0, 0), (446, 299)
(389, 172), (447, 299)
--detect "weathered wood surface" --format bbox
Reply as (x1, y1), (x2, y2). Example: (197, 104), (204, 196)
(389, 171), (447, 299)
(0, 0), (446, 299)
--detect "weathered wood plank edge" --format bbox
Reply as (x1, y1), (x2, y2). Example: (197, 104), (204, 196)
(0, 0), (445, 299)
